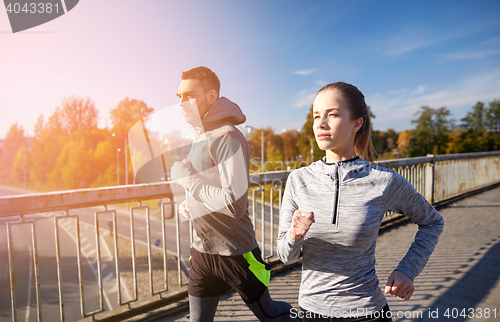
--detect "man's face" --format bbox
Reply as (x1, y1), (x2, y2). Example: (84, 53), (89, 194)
(177, 79), (212, 125)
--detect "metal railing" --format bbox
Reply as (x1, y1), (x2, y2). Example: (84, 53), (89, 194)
(0, 151), (499, 321)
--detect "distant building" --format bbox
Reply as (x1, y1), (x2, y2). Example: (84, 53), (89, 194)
(149, 131), (160, 141)
(171, 130), (182, 139)
(237, 124), (255, 140)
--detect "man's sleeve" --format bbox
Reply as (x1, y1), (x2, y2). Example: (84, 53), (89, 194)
(177, 132), (249, 220)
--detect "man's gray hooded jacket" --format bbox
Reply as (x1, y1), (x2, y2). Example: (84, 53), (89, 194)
(178, 97), (258, 256)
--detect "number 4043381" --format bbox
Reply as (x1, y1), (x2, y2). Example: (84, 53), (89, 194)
(6, 2), (60, 14)
(443, 308), (497, 319)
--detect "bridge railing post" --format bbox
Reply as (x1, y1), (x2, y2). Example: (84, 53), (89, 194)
(425, 154), (435, 204)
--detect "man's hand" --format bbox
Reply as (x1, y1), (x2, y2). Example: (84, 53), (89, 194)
(385, 270), (414, 300)
(171, 159), (192, 187)
(179, 200), (190, 220)
(290, 210), (315, 240)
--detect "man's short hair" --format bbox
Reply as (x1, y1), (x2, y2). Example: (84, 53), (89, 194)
(182, 66), (220, 97)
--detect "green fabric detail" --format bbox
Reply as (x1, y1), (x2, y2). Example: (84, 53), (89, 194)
(242, 251), (270, 287)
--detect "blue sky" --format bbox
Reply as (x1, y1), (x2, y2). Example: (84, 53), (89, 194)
(1, 0), (500, 138)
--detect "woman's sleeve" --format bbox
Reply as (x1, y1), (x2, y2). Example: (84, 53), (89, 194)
(385, 172), (445, 281)
(276, 172), (304, 264)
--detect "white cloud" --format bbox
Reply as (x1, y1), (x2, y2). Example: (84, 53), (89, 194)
(294, 68), (318, 76)
(292, 89), (316, 109)
(439, 36), (500, 61)
(440, 49), (500, 61)
(374, 28), (443, 58)
(314, 79), (328, 87)
(385, 37), (433, 57)
(410, 85), (428, 96)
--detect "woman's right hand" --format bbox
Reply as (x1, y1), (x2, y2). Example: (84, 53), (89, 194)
(290, 210), (315, 240)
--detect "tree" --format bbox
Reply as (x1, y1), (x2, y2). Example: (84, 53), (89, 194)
(372, 130), (387, 156)
(372, 128), (400, 160)
(265, 144), (284, 171)
(109, 98), (154, 183)
(432, 107), (453, 155)
(485, 100), (500, 132)
(47, 127), (108, 189)
(297, 106), (323, 163)
(396, 130), (410, 157)
(91, 140), (117, 187)
(485, 100), (500, 150)
(445, 127), (466, 154)
(28, 97), (104, 189)
(29, 113), (67, 186)
(59, 96), (99, 135)
(247, 128), (283, 172)
(0, 123), (25, 179)
(11, 143), (30, 183)
(110, 98), (154, 136)
(461, 102), (485, 131)
(408, 106), (453, 157)
(409, 106), (434, 156)
(456, 101), (494, 152)
(280, 130), (300, 161)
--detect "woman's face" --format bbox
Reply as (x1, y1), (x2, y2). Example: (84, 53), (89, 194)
(312, 89), (361, 154)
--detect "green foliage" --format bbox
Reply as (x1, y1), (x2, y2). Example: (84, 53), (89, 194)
(407, 106), (454, 157)
(29, 113), (67, 186)
(0, 96), (154, 191)
(247, 128), (302, 172)
(461, 102), (485, 131)
(485, 100), (500, 132)
(11, 144), (29, 182)
(372, 128), (400, 160)
(405, 100), (500, 156)
(0, 123), (25, 180)
(452, 100), (500, 153)
(59, 96), (99, 135)
(281, 129), (300, 161)
(110, 98), (155, 137)
(297, 105), (323, 162)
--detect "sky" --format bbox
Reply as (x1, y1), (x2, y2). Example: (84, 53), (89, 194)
(1, 0), (500, 139)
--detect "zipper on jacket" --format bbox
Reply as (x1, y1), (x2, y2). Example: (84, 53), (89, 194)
(331, 166), (340, 227)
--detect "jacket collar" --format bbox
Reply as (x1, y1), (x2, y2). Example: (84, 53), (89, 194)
(192, 97), (245, 136)
(310, 156), (369, 180)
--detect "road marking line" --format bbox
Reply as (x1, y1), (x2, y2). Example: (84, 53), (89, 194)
(103, 272), (114, 282)
(109, 283), (118, 293)
(58, 224), (114, 311)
